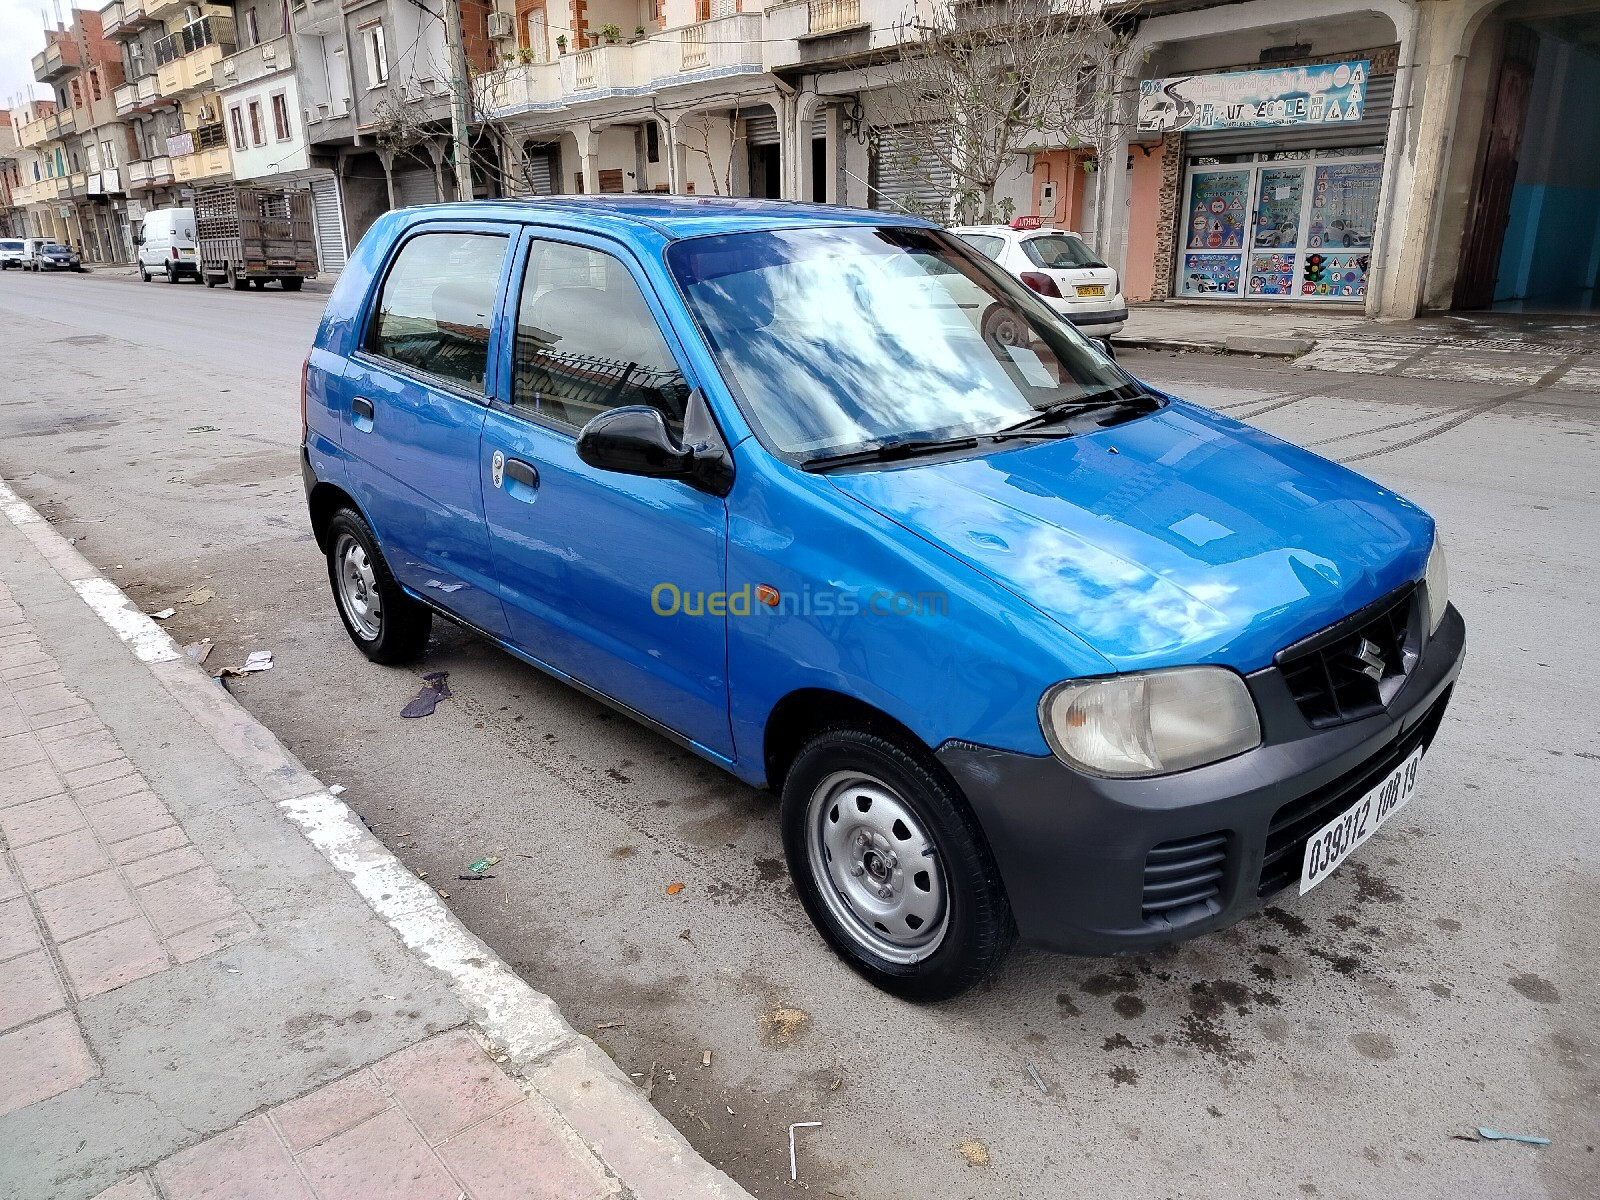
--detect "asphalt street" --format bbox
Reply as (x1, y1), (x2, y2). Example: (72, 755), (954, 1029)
(1, 269), (1595, 1198)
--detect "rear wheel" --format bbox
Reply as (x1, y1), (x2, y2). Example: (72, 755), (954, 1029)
(164, 263), (177, 284)
(981, 303), (1029, 348)
(781, 728), (1013, 1001)
(325, 508), (431, 664)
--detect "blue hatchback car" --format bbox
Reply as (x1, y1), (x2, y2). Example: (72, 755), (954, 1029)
(301, 197), (1464, 1000)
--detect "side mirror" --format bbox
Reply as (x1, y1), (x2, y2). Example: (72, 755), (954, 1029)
(576, 390), (734, 496)
(577, 406), (693, 478)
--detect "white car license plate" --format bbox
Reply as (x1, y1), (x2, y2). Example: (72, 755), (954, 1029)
(1299, 745), (1423, 894)
(1076, 284), (1107, 298)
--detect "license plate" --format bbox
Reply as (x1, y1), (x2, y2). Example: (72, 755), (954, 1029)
(1300, 746), (1422, 894)
(1076, 284), (1106, 298)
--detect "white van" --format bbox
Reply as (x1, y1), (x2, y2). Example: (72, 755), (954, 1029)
(0, 238), (26, 269)
(137, 207), (199, 283)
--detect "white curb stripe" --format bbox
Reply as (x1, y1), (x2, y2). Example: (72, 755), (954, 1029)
(70, 576), (183, 664)
(278, 789), (574, 1065)
(0, 477), (43, 525)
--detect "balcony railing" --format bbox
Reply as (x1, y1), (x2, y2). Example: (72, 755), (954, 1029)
(574, 48), (599, 90)
(675, 15), (760, 75)
(127, 155), (175, 189)
(807, 0), (861, 34)
(480, 61), (561, 117)
(154, 16), (230, 67)
(681, 24), (707, 70)
(218, 35), (289, 88)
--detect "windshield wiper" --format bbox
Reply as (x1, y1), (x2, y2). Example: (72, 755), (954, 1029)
(801, 435), (981, 472)
(987, 388), (1162, 441)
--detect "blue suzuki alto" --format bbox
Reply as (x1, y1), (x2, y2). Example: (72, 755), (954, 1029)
(301, 197), (1463, 1001)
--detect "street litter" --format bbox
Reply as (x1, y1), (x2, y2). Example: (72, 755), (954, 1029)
(183, 642), (213, 665)
(1476, 1128), (1550, 1145)
(789, 1122), (822, 1182)
(1025, 1061), (1049, 1096)
(956, 1140), (990, 1167)
(467, 856), (500, 873)
(239, 651), (273, 673)
(456, 874), (495, 881)
(666, 882), (685, 895)
(701, 1050), (712, 1067)
(594, 1020), (625, 1030)
(182, 587), (215, 606)
(437, 889), (449, 899)
(151, 608), (176, 620)
(329, 784), (346, 796)
(401, 671), (452, 718)
(187, 425), (220, 433)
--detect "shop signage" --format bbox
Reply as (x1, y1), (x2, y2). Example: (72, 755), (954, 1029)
(1138, 61), (1369, 134)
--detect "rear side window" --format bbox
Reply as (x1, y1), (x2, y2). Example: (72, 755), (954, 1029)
(367, 232), (509, 393)
(958, 233), (1005, 261)
(1022, 234), (1104, 269)
(511, 240), (689, 435)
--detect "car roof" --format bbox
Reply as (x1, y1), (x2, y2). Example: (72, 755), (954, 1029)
(397, 195), (936, 241)
(953, 224), (1087, 239)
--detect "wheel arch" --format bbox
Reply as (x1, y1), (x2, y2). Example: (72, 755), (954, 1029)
(306, 480), (367, 554)
(762, 688), (931, 794)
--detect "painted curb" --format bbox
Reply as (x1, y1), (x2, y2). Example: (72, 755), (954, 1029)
(1112, 334), (1314, 359)
(0, 472), (752, 1200)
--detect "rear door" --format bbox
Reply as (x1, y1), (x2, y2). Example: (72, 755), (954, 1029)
(338, 221), (515, 636)
(478, 228), (733, 757)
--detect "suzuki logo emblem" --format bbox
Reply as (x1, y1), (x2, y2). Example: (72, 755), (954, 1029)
(1353, 637), (1386, 683)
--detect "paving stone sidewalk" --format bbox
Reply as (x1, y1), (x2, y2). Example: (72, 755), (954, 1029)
(0, 485), (747, 1198)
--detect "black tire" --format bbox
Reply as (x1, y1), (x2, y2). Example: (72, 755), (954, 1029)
(324, 508), (431, 665)
(981, 302), (1029, 348)
(780, 728), (1013, 1002)
(281, 277), (304, 292)
(139, 264), (149, 282)
(165, 263), (177, 284)
(1098, 337), (1117, 360)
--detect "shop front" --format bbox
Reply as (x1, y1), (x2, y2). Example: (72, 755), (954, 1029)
(1137, 57), (1394, 304)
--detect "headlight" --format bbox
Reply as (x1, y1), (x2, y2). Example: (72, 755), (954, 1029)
(1040, 666), (1261, 778)
(1423, 535), (1448, 634)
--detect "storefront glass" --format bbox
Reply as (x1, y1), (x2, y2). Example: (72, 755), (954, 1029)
(1178, 152), (1382, 301)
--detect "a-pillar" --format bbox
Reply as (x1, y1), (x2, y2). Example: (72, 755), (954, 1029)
(575, 121), (601, 195)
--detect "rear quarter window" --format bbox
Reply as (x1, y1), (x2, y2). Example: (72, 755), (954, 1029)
(957, 233), (1006, 261)
(366, 231), (509, 393)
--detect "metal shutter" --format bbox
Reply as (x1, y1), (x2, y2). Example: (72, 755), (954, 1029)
(744, 110), (780, 147)
(309, 173), (347, 272)
(870, 127), (949, 219)
(1183, 74), (1394, 157)
(393, 168), (441, 209)
(523, 148), (555, 195)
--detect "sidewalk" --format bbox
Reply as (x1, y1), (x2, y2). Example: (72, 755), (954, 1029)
(0, 476), (749, 1200)
(1115, 301), (1600, 362)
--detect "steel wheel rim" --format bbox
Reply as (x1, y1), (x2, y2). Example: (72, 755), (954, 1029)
(334, 533), (382, 640)
(805, 770), (949, 965)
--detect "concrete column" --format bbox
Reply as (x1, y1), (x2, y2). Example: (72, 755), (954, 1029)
(575, 121), (601, 195)
(664, 111), (691, 195)
(795, 89), (822, 204)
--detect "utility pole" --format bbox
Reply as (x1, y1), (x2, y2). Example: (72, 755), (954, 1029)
(441, 0), (473, 201)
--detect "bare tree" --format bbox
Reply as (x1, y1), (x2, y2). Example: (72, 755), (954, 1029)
(877, 0), (1142, 225)
(675, 106), (745, 197)
(370, 98), (431, 209)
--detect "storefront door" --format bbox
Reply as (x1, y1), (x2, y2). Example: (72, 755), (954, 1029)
(1178, 153), (1383, 301)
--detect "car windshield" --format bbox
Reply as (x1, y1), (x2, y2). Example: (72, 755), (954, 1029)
(666, 226), (1138, 459)
(1022, 234), (1105, 270)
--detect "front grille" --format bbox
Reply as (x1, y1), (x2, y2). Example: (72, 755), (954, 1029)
(1142, 831), (1228, 924)
(1257, 686), (1452, 896)
(1278, 584), (1419, 728)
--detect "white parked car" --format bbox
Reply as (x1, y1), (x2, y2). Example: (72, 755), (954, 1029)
(953, 220), (1127, 341)
(0, 238), (27, 269)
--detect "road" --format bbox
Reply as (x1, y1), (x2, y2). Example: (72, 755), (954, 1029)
(2, 269), (1596, 1199)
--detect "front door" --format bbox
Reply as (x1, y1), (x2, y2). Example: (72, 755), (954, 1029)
(480, 231), (732, 757)
(339, 223), (514, 636)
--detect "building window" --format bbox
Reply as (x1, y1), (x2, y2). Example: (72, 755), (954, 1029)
(271, 92), (291, 140)
(229, 105), (246, 150)
(102, 139), (117, 168)
(362, 23), (388, 86)
(248, 100), (265, 146)
(245, 8), (259, 46)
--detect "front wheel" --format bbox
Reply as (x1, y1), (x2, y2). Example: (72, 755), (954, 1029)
(324, 508), (431, 664)
(781, 728), (1013, 1001)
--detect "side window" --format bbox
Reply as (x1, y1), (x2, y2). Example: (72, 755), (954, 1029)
(512, 240), (690, 435)
(367, 232), (509, 393)
(960, 233), (1005, 261)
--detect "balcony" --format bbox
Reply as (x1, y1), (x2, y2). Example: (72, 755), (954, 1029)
(52, 110), (78, 137)
(807, 0), (862, 34)
(17, 115), (56, 148)
(218, 34), (290, 89)
(171, 145), (231, 184)
(145, 0), (193, 21)
(33, 41), (82, 84)
(154, 16), (236, 99)
(480, 62), (562, 118)
(127, 155), (175, 190)
(102, 0), (158, 38)
(114, 74), (165, 115)
(674, 14), (762, 76)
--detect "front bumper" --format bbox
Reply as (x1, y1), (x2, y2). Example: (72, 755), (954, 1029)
(937, 603), (1465, 955)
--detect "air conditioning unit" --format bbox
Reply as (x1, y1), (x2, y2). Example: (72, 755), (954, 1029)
(487, 11), (513, 39)
(197, 104), (212, 120)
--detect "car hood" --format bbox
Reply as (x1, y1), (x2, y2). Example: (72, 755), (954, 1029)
(827, 401), (1434, 672)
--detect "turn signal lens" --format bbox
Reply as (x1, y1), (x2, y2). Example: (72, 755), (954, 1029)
(1040, 667), (1261, 778)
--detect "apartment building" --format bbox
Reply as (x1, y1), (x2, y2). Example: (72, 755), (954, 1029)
(0, 112), (22, 236)
(11, 9), (140, 262)
(100, 0), (237, 230)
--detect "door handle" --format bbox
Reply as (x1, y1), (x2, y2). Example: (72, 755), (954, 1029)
(504, 458), (538, 489)
(351, 395), (375, 432)
(495, 454), (539, 503)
